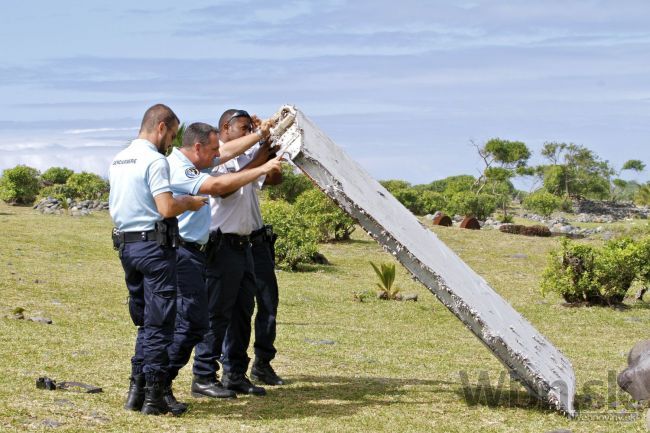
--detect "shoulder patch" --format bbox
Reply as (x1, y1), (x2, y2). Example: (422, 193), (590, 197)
(185, 167), (200, 178)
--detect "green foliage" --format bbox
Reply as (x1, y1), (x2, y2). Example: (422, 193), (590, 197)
(424, 175), (476, 194)
(539, 143), (614, 199)
(636, 183), (650, 205)
(294, 188), (355, 241)
(38, 184), (77, 202)
(484, 138), (530, 167)
(66, 172), (110, 200)
(392, 188), (424, 214)
(370, 261), (400, 300)
(41, 167), (74, 184)
(265, 165), (314, 203)
(522, 190), (562, 217)
(622, 159), (646, 172)
(379, 179), (411, 193)
(260, 199), (319, 270)
(446, 191), (496, 220)
(172, 123), (186, 150)
(381, 178), (454, 215)
(0, 165), (41, 205)
(541, 237), (649, 305)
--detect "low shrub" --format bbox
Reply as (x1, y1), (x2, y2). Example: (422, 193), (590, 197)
(41, 167), (74, 185)
(260, 199), (319, 270)
(541, 237), (649, 305)
(446, 191), (496, 220)
(522, 190), (562, 217)
(0, 165), (41, 205)
(294, 188), (355, 241)
(66, 172), (109, 200)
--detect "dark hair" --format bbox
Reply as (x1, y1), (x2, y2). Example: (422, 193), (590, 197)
(182, 122), (218, 148)
(218, 109), (251, 130)
(139, 104), (180, 133)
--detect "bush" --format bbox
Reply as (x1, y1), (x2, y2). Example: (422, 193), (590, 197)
(260, 199), (319, 270)
(418, 191), (447, 215)
(66, 172), (109, 200)
(38, 184), (77, 202)
(523, 190), (562, 217)
(294, 188), (355, 241)
(541, 237), (648, 305)
(446, 191), (496, 220)
(392, 188), (424, 214)
(0, 165), (41, 205)
(265, 165), (314, 203)
(41, 167), (74, 185)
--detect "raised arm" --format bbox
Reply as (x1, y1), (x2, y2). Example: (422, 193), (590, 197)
(217, 119), (273, 164)
(199, 155), (283, 197)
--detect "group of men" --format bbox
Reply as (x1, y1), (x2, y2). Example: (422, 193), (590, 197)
(108, 104), (289, 416)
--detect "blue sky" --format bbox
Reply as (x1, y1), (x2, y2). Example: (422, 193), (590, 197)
(1, 0), (648, 186)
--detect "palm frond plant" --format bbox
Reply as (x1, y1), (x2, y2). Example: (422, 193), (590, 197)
(370, 261), (400, 300)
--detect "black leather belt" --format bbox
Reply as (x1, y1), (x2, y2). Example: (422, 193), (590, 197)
(179, 239), (208, 252)
(120, 230), (157, 243)
(221, 232), (252, 249)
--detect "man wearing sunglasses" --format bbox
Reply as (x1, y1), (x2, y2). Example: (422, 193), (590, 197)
(193, 109), (285, 397)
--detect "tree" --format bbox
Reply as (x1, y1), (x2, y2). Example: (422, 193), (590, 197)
(612, 159), (646, 201)
(474, 138), (531, 220)
(538, 142), (614, 199)
(41, 167), (74, 185)
(0, 165), (41, 205)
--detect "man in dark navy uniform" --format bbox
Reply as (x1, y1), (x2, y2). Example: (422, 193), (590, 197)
(109, 104), (206, 415)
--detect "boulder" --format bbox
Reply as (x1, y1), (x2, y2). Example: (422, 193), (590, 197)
(618, 339), (650, 401)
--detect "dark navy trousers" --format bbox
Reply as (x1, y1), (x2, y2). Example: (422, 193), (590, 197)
(250, 239), (279, 363)
(120, 240), (177, 384)
(193, 238), (256, 377)
(166, 245), (209, 383)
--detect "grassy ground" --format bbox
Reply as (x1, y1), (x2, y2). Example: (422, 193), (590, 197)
(1, 201), (649, 432)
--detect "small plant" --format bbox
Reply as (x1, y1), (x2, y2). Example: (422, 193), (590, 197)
(370, 262), (400, 300)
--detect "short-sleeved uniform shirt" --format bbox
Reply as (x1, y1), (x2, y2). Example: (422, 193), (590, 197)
(209, 142), (266, 236)
(109, 139), (171, 232)
(167, 147), (212, 245)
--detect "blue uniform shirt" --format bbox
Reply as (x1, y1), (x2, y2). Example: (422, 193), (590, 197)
(109, 139), (171, 232)
(167, 148), (211, 244)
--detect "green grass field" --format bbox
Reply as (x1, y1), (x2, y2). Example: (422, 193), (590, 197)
(1, 202), (649, 432)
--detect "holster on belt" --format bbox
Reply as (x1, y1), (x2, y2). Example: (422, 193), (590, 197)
(206, 230), (223, 265)
(155, 217), (179, 248)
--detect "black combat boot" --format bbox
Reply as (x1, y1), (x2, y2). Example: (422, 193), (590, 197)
(251, 358), (285, 386)
(141, 381), (170, 415)
(222, 371), (266, 396)
(191, 375), (237, 399)
(123, 374), (145, 411)
(163, 384), (188, 416)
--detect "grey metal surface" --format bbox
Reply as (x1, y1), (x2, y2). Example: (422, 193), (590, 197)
(276, 108), (576, 416)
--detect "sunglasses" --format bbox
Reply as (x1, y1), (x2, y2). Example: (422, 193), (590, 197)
(225, 109), (251, 124)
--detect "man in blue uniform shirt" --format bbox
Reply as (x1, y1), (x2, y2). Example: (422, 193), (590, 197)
(109, 104), (206, 416)
(164, 121), (282, 410)
(193, 109), (286, 397)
